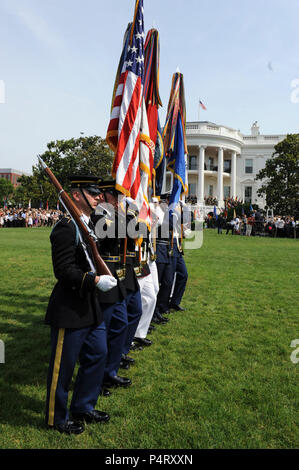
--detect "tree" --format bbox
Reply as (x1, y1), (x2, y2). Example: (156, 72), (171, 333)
(19, 135), (114, 208)
(255, 134), (299, 216)
(0, 178), (14, 204)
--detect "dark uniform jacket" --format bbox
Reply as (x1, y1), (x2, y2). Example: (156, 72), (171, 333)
(156, 209), (171, 264)
(137, 221), (151, 278)
(169, 209), (184, 258)
(45, 216), (104, 329)
(92, 210), (127, 304)
(122, 207), (140, 292)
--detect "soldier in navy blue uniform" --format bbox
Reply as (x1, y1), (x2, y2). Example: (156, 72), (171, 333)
(151, 193), (173, 324)
(45, 176), (117, 435)
(92, 182), (134, 390)
(168, 202), (188, 311)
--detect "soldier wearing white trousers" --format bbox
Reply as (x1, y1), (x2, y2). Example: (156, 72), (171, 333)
(134, 260), (159, 344)
(132, 200), (161, 347)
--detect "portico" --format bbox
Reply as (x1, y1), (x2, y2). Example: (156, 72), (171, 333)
(191, 145), (239, 206)
(165, 122), (243, 208)
(164, 121), (285, 210)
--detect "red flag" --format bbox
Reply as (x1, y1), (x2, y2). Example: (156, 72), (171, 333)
(144, 29), (162, 181)
(199, 100), (207, 110)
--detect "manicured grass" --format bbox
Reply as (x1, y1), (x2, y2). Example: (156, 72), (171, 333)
(0, 228), (298, 449)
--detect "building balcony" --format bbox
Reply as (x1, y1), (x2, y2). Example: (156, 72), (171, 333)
(186, 121), (243, 143)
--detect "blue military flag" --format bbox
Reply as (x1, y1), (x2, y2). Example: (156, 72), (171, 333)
(163, 72), (188, 206)
(167, 112), (186, 206)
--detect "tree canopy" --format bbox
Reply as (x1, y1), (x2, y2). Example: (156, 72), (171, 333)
(17, 135), (114, 208)
(255, 134), (299, 216)
(0, 178), (14, 202)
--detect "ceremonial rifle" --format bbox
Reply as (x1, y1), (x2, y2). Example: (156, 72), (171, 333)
(38, 156), (112, 276)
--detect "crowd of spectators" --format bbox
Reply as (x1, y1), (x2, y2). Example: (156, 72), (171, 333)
(0, 208), (63, 228)
(1, 205), (298, 239)
(206, 210), (299, 238)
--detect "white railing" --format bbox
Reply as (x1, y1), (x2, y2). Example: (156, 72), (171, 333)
(186, 123), (284, 145)
(243, 135), (283, 143)
(186, 122), (243, 142)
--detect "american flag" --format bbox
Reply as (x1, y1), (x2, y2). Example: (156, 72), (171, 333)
(106, 0), (145, 199)
(199, 100), (207, 110)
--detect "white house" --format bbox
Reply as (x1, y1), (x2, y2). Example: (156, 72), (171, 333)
(164, 121), (286, 209)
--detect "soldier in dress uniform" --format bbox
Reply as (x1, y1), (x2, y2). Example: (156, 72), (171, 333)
(45, 175), (117, 435)
(168, 201), (188, 311)
(151, 193), (173, 324)
(132, 207), (159, 347)
(92, 181), (133, 390)
(121, 198), (143, 354)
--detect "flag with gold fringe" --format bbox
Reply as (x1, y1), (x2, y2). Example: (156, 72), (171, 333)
(153, 115), (165, 197)
(163, 72), (188, 205)
(143, 28), (163, 191)
(106, 0), (145, 200)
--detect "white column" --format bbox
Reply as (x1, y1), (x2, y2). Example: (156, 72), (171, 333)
(197, 145), (206, 204)
(231, 151), (237, 199)
(217, 147), (224, 206)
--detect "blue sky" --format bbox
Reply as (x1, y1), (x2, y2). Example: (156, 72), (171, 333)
(0, 0), (298, 173)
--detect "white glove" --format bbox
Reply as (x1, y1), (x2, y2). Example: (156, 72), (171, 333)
(96, 275), (118, 292)
(184, 228), (192, 239)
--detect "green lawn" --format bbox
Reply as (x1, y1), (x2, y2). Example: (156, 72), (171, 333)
(0, 227), (298, 449)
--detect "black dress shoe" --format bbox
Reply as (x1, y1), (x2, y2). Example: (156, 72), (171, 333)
(101, 388), (112, 397)
(151, 316), (161, 324)
(170, 304), (185, 311)
(48, 420), (85, 435)
(147, 325), (156, 333)
(104, 375), (132, 388)
(122, 354), (135, 364)
(134, 337), (152, 347)
(130, 342), (143, 350)
(157, 313), (169, 322)
(72, 410), (110, 424)
(151, 316), (167, 325)
(119, 360), (130, 369)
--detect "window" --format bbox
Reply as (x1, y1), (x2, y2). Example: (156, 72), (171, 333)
(223, 186), (231, 199)
(224, 160), (231, 173)
(244, 186), (252, 203)
(245, 158), (253, 174)
(208, 184), (213, 197)
(188, 183), (197, 196)
(208, 157), (214, 171)
(188, 155), (197, 170)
